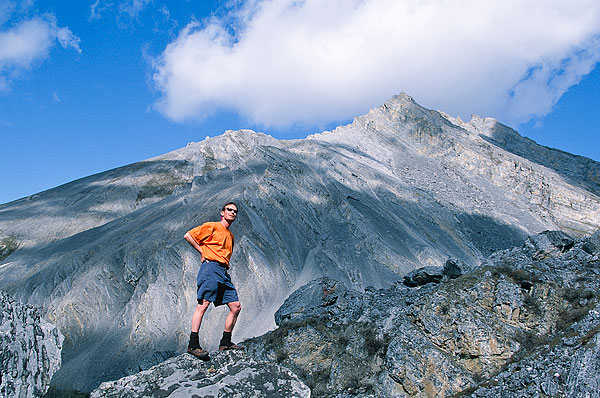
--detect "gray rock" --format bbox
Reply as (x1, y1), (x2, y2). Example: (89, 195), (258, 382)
(581, 230), (600, 255)
(274, 278), (355, 326)
(402, 266), (443, 287)
(566, 330), (600, 398)
(442, 258), (462, 279)
(525, 230), (575, 255)
(127, 351), (177, 375)
(0, 291), (63, 398)
(90, 350), (310, 398)
(402, 259), (463, 287)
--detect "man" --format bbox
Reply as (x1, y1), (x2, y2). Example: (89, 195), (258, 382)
(184, 201), (243, 360)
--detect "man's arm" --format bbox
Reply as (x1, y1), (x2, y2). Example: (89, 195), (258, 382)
(184, 232), (206, 262)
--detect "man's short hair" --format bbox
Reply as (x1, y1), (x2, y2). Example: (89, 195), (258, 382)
(221, 201), (238, 211)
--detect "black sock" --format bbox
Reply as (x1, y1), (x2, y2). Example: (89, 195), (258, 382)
(220, 331), (232, 346)
(188, 332), (200, 349)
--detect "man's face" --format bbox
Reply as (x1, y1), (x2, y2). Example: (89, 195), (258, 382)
(221, 204), (238, 223)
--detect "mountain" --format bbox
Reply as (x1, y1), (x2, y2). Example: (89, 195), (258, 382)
(0, 94), (599, 392)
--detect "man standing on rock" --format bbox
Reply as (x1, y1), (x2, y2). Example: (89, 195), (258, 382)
(184, 202), (243, 360)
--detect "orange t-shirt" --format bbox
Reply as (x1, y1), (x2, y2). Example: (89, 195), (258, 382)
(187, 221), (234, 266)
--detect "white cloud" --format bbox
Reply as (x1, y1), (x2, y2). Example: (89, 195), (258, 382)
(0, 1), (17, 26)
(506, 36), (600, 122)
(153, 0), (600, 128)
(0, 15), (80, 89)
(90, 0), (112, 21)
(90, 0), (157, 24)
(1, 0), (35, 25)
(119, 0), (152, 18)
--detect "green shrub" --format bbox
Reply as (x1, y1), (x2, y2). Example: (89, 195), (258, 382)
(360, 324), (389, 356)
(0, 236), (20, 261)
(557, 307), (591, 330)
(43, 387), (89, 398)
(510, 269), (531, 283)
(523, 293), (542, 315)
(337, 335), (349, 347)
(274, 347), (288, 363)
(492, 266), (541, 288)
(516, 330), (548, 352)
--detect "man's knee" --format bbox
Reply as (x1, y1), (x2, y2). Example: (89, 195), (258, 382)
(230, 301), (241, 315)
(196, 300), (210, 311)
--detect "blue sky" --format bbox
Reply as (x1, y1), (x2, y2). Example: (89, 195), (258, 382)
(1, 0), (599, 204)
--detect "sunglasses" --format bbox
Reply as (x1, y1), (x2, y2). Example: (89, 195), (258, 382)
(225, 207), (238, 213)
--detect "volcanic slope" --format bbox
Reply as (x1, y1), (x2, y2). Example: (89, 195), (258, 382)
(0, 94), (598, 392)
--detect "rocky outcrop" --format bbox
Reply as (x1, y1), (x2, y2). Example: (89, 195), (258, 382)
(90, 350), (310, 398)
(466, 231), (600, 398)
(467, 306), (600, 397)
(1, 94), (599, 391)
(242, 231), (600, 397)
(402, 259), (464, 287)
(0, 291), (63, 398)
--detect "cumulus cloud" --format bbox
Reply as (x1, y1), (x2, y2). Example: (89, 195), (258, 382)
(153, 0), (600, 128)
(0, 14), (81, 89)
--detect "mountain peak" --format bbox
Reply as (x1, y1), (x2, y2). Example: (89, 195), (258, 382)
(386, 92), (416, 104)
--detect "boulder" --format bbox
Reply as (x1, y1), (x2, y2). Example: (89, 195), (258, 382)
(90, 350), (310, 398)
(274, 278), (356, 326)
(442, 258), (462, 279)
(525, 230), (575, 255)
(581, 230), (600, 255)
(402, 259), (463, 287)
(402, 266), (444, 287)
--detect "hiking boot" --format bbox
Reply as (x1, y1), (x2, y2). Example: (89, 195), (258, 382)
(187, 347), (210, 360)
(218, 342), (244, 351)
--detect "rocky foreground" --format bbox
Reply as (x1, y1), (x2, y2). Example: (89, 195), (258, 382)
(91, 230), (600, 397)
(90, 351), (310, 398)
(0, 291), (63, 398)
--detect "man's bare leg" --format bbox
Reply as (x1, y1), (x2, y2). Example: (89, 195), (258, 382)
(188, 300), (211, 360)
(219, 301), (243, 350)
(224, 301), (241, 332)
(191, 300), (211, 332)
